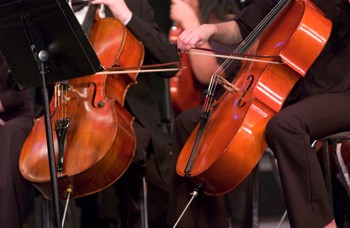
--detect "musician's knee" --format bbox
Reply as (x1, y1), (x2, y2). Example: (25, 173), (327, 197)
(265, 113), (302, 144)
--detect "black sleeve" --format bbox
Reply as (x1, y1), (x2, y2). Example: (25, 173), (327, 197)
(235, 0), (279, 39)
(125, 0), (179, 77)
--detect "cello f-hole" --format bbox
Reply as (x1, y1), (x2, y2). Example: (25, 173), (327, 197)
(87, 82), (104, 108)
(238, 74), (254, 108)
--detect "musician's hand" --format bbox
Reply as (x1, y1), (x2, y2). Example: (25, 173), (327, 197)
(170, 0), (199, 28)
(91, 0), (132, 24)
(0, 119), (4, 127)
(177, 24), (216, 51)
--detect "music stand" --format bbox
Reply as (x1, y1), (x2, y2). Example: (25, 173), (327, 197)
(0, 0), (102, 227)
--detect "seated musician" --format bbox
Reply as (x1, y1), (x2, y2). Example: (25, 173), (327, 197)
(70, 0), (180, 227)
(175, 0), (350, 227)
(0, 53), (37, 228)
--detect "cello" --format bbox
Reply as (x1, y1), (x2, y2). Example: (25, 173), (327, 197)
(176, 0), (332, 195)
(19, 4), (144, 199)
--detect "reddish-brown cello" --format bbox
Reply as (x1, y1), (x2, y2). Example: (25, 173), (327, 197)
(19, 6), (144, 199)
(176, 0), (332, 195)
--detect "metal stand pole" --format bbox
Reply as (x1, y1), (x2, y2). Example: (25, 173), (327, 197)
(39, 50), (61, 228)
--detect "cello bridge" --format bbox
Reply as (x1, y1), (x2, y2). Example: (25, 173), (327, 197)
(215, 75), (239, 93)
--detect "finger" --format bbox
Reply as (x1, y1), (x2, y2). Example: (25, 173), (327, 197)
(179, 32), (196, 51)
(183, 29), (199, 50)
(186, 36), (198, 51)
(177, 31), (189, 51)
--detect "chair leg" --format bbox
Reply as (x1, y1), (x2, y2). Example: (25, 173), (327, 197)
(265, 149), (289, 226)
(322, 140), (334, 208)
(42, 197), (51, 228)
(333, 141), (350, 199)
(252, 165), (259, 228)
(140, 176), (149, 228)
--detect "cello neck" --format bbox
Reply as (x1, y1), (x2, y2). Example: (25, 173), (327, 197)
(236, 0), (292, 54)
(81, 4), (99, 35)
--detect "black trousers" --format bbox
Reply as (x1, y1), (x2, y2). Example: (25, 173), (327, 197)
(76, 120), (170, 228)
(266, 91), (350, 228)
(0, 117), (35, 228)
(167, 91), (350, 228)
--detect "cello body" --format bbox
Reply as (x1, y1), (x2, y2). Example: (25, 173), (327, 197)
(176, 0), (332, 195)
(19, 18), (144, 199)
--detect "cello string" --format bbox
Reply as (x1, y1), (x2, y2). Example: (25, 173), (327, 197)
(60, 84), (63, 120)
(202, 72), (219, 113)
(63, 84), (66, 120)
(215, 0), (291, 74)
(233, 0), (291, 55)
(201, 0), (292, 112)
